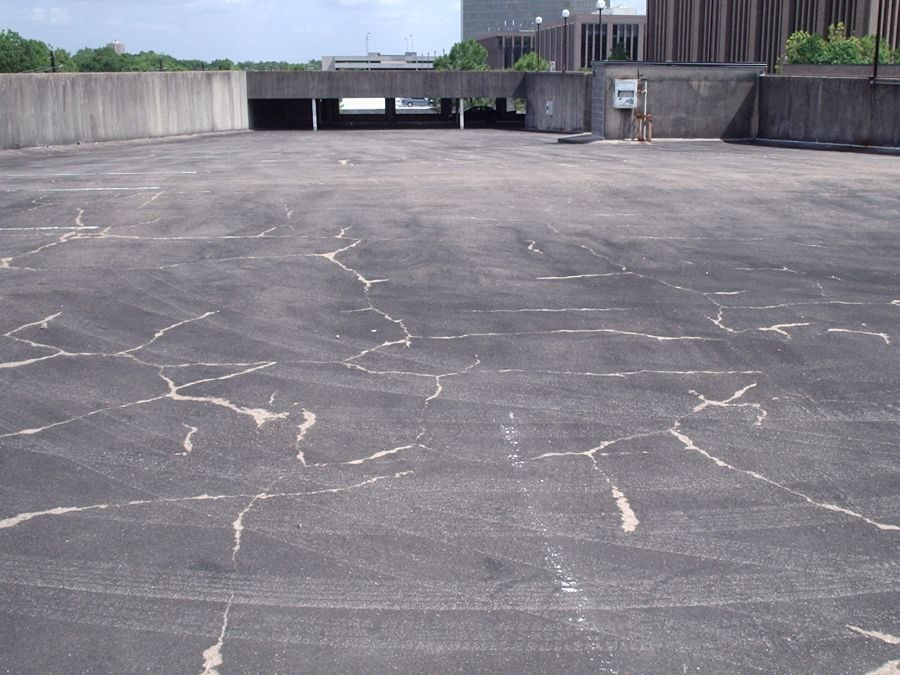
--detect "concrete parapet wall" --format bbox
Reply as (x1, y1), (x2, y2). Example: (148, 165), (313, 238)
(247, 70), (592, 133)
(525, 73), (592, 134)
(593, 63), (765, 140)
(0, 72), (249, 150)
(759, 76), (900, 147)
(781, 64), (900, 78)
(248, 71), (528, 100)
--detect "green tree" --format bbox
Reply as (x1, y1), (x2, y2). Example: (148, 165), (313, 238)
(433, 40), (488, 71)
(51, 47), (77, 72)
(512, 51), (549, 71)
(822, 23), (864, 63)
(608, 41), (631, 61)
(209, 58), (236, 71)
(857, 34), (896, 65)
(73, 46), (127, 72)
(0, 29), (51, 72)
(785, 30), (827, 64)
(785, 22), (899, 65)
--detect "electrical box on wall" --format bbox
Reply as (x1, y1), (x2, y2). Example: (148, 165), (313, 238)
(613, 79), (638, 109)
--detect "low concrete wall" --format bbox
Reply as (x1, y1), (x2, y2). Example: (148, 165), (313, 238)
(248, 70), (592, 133)
(0, 72), (249, 150)
(525, 73), (592, 134)
(593, 63), (765, 140)
(781, 64), (900, 78)
(758, 76), (900, 147)
(248, 71), (528, 100)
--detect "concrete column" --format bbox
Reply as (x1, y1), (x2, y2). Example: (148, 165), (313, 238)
(385, 97), (397, 125)
(459, 99), (465, 130)
(311, 99), (318, 131)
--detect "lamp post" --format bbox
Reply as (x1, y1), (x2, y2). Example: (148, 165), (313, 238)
(596, 0), (607, 63)
(872, 0), (884, 82)
(562, 9), (570, 73)
(366, 33), (371, 70)
(535, 16), (542, 62)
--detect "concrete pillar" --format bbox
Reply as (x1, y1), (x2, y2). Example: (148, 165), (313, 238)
(459, 99), (465, 130)
(311, 99), (318, 131)
(385, 97), (397, 126)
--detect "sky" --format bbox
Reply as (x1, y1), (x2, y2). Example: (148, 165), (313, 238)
(0, 0), (646, 63)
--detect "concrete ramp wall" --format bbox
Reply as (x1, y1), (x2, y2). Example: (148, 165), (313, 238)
(0, 72), (249, 150)
(758, 76), (900, 148)
(247, 70), (529, 100)
(593, 63), (765, 140)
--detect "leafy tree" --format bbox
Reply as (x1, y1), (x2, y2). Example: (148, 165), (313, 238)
(52, 47), (77, 72)
(785, 22), (899, 65)
(856, 34), (896, 65)
(512, 51), (549, 71)
(3, 28), (327, 73)
(608, 41), (631, 61)
(822, 23), (864, 63)
(209, 58), (236, 71)
(785, 31), (827, 64)
(433, 40), (488, 71)
(73, 46), (127, 72)
(0, 29), (52, 72)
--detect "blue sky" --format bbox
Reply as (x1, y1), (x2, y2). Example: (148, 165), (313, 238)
(0, 0), (646, 62)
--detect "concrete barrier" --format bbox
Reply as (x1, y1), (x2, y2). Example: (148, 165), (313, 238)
(0, 72), (249, 150)
(781, 64), (900, 78)
(247, 70), (528, 100)
(593, 63), (765, 140)
(758, 76), (900, 148)
(525, 73), (592, 134)
(9, 68), (892, 149)
(247, 70), (592, 133)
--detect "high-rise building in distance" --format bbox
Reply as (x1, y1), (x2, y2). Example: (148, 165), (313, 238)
(646, 0), (899, 71)
(461, 0), (599, 41)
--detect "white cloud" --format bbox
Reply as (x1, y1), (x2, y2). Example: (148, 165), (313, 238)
(24, 5), (69, 25)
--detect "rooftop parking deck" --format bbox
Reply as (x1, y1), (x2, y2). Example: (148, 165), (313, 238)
(1, 131), (898, 673)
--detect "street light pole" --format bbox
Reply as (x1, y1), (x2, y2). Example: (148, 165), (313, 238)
(535, 16), (542, 63)
(596, 0), (607, 63)
(562, 9), (570, 73)
(872, 0), (884, 82)
(366, 33), (371, 71)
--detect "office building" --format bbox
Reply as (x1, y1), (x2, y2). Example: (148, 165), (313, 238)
(646, 0), (899, 71)
(462, 0), (598, 41)
(540, 10), (645, 69)
(477, 9), (645, 71)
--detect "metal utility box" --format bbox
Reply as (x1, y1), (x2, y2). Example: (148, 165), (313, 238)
(613, 79), (638, 109)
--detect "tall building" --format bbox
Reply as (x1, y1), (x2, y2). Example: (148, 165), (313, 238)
(462, 0), (598, 41)
(107, 40), (125, 55)
(476, 10), (646, 70)
(646, 0), (899, 71)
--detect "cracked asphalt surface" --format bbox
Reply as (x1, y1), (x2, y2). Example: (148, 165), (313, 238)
(0, 130), (898, 674)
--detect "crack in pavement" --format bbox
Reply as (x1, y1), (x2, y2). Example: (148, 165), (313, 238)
(537, 382), (898, 533)
(0, 472), (414, 531)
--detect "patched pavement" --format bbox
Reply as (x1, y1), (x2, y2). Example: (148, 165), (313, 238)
(1, 131), (898, 673)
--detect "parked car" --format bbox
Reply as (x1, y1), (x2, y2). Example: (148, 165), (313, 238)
(399, 98), (431, 108)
